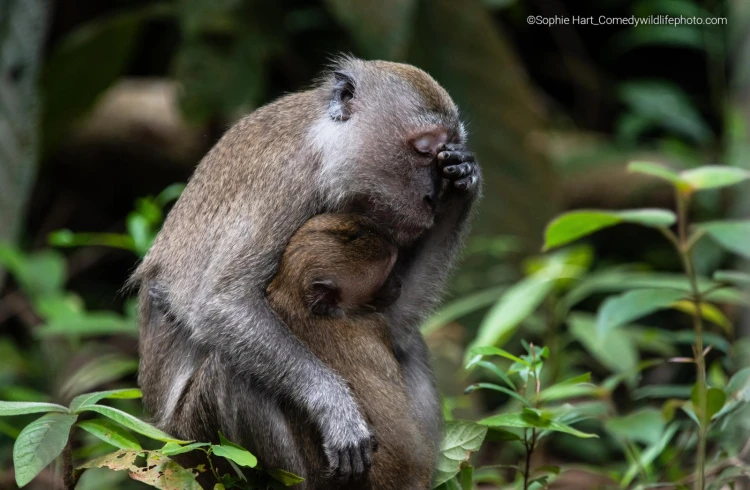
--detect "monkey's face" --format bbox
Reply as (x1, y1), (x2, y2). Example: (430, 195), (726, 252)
(317, 58), (467, 246)
(274, 214), (399, 316)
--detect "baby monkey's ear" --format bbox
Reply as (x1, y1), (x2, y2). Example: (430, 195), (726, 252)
(306, 279), (342, 316)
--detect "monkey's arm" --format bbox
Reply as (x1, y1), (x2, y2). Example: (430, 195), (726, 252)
(186, 244), (376, 479)
(388, 144), (481, 440)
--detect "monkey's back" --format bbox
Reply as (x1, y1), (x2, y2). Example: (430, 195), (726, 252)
(272, 306), (434, 490)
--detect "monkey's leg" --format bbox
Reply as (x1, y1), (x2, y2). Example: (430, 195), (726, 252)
(386, 144), (481, 446)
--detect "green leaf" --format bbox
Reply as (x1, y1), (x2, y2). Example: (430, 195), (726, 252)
(0, 401), (69, 417)
(468, 346), (528, 366)
(79, 405), (188, 443)
(422, 285), (506, 335)
(714, 270), (750, 288)
(69, 389), (142, 413)
(36, 312), (137, 338)
(691, 384), (727, 425)
(480, 412), (597, 439)
(469, 272), (556, 352)
(212, 445), (258, 468)
(605, 408), (665, 446)
(680, 166), (750, 191)
(459, 464), (474, 490)
(671, 301), (732, 335)
(621, 424), (679, 487)
(211, 432), (258, 468)
(432, 420), (487, 487)
(628, 161), (682, 185)
(126, 213), (155, 256)
(596, 288), (685, 336)
(267, 468), (305, 486)
(159, 441), (210, 456)
(698, 220), (750, 259)
(464, 383), (530, 407)
(569, 313), (639, 375)
(537, 373), (597, 402)
(14, 413), (78, 487)
(48, 230), (136, 251)
(78, 419), (141, 450)
(544, 209), (676, 250)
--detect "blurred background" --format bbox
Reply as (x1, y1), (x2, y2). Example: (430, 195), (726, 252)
(1, 0), (748, 488)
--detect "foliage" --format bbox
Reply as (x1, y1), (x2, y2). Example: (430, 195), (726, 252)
(0, 389), (302, 489)
(431, 163), (750, 489)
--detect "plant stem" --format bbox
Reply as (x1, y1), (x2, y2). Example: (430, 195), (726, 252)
(522, 429), (537, 490)
(63, 438), (75, 490)
(674, 191), (707, 490)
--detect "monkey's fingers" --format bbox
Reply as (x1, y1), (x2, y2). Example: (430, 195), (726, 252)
(337, 449), (353, 480)
(437, 150), (475, 166)
(350, 444), (366, 478)
(454, 175), (478, 192)
(442, 162), (474, 180)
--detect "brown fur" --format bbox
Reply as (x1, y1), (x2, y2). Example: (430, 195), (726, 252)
(266, 214), (433, 489)
(132, 56), (480, 488)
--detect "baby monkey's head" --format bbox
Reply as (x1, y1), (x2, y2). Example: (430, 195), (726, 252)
(269, 214), (401, 317)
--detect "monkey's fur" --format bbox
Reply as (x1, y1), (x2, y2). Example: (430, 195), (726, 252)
(133, 56), (481, 484)
(263, 213), (432, 488)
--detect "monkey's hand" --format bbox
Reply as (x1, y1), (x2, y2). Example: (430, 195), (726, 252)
(320, 404), (378, 481)
(437, 143), (480, 195)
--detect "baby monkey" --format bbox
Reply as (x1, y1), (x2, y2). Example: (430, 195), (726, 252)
(266, 213), (435, 490)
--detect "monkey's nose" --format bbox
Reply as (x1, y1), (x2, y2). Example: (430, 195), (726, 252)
(412, 130), (448, 160)
(423, 194), (436, 211)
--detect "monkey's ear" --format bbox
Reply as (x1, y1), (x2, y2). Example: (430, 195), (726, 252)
(329, 71), (355, 122)
(306, 279), (342, 316)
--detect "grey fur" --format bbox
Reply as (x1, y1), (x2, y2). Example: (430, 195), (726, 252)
(132, 56), (481, 487)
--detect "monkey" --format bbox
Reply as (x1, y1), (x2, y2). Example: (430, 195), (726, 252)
(132, 55), (481, 483)
(263, 213), (433, 489)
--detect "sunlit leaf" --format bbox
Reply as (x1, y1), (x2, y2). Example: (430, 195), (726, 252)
(544, 209), (676, 250)
(672, 300), (732, 335)
(14, 413), (77, 487)
(680, 166), (750, 191)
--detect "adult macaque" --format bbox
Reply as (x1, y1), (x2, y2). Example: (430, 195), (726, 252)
(133, 56), (480, 485)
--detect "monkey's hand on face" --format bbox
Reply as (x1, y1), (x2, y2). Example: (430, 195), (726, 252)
(437, 143), (480, 196)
